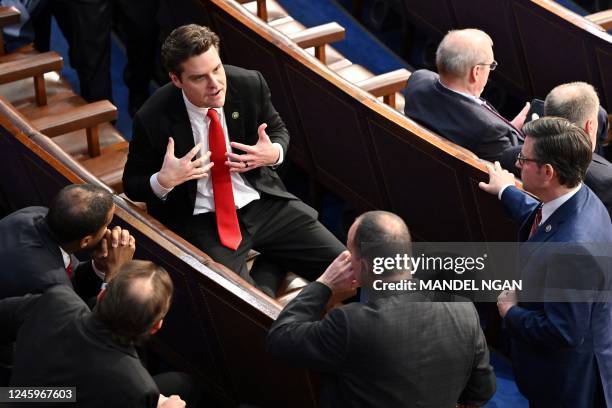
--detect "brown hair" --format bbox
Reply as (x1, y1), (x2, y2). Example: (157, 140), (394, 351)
(523, 117), (592, 187)
(161, 24), (220, 76)
(94, 260), (174, 346)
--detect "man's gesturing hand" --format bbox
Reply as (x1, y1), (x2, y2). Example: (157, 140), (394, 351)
(227, 123), (280, 173)
(157, 137), (213, 189)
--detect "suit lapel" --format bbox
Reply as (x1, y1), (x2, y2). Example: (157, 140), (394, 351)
(223, 75), (245, 145)
(168, 89), (195, 157)
(167, 86), (197, 203)
(527, 185), (585, 243)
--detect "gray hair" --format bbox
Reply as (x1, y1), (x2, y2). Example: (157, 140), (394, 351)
(544, 82), (599, 127)
(436, 29), (493, 77)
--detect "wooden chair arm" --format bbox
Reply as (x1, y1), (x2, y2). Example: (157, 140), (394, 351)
(585, 9), (612, 31)
(235, 0), (268, 21)
(287, 22), (345, 63)
(0, 6), (20, 28)
(31, 100), (117, 158)
(0, 51), (63, 105)
(357, 68), (411, 109)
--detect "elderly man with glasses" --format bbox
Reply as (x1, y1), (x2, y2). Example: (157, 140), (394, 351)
(403, 28), (529, 162)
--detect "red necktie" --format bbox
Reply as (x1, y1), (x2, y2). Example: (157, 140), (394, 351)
(66, 259), (73, 279)
(528, 205), (543, 239)
(207, 109), (242, 250)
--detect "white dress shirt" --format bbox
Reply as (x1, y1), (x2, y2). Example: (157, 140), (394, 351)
(437, 79), (486, 105)
(149, 91), (284, 214)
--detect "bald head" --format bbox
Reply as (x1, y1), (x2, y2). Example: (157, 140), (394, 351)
(544, 82), (599, 149)
(46, 184), (114, 244)
(349, 211), (412, 278)
(436, 29), (493, 78)
(94, 260), (174, 345)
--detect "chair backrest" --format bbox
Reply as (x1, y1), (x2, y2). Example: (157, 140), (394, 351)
(0, 97), (319, 407)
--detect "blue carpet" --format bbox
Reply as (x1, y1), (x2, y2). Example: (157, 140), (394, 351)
(50, 18), (133, 140)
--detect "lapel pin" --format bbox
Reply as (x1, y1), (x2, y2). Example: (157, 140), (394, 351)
(232, 112), (239, 120)
(545, 225), (552, 233)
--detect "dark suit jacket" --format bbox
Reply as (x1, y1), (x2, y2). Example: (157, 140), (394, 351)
(267, 282), (495, 408)
(526, 98), (609, 156)
(0, 285), (159, 408)
(500, 147), (612, 219)
(403, 69), (522, 162)
(122, 65), (296, 228)
(500, 185), (612, 407)
(0, 207), (101, 300)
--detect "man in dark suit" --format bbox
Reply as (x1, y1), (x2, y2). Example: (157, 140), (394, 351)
(403, 29), (529, 162)
(122, 24), (344, 296)
(500, 82), (612, 219)
(0, 260), (191, 408)
(267, 211), (496, 408)
(480, 117), (612, 406)
(0, 184), (135, 300)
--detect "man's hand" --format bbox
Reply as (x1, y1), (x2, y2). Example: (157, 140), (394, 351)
(92, 226), (136, 282)
(226, 123), (280, 173)
(158, 395), (186, 408)
(157, 137), (213, 189)
(316, 251), (357, 293)
(511, 101), (531, 130)
(497, 290), (517, 318)
(478, 161), (516, 196)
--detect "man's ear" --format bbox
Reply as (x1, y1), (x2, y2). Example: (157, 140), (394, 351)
(169, 72), (182, 89)
(543, 163), (555, 182)
(468, 66), (479, 84)
(80, 235), (93, 249)
(585, 118), (597, 142)
(149, 319), (164, 335)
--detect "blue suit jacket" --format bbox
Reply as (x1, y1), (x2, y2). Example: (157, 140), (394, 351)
(501, 185), (612, 407)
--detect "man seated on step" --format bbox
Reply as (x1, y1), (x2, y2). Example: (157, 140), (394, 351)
(122, 24), (345, 297)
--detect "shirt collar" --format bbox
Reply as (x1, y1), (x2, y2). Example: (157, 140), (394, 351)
(181, 91), (222, 118)
(437, 79), (484, 105)
(540, 183), (582, 225)
(59, 246), (71, 269)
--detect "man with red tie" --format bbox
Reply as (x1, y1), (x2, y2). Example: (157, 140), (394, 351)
(0, 184), (136, 300)
(123, 24), (344, 297)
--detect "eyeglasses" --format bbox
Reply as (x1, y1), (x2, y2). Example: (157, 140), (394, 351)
(477, 60), (498, 71)
(517, 152), (540, 166)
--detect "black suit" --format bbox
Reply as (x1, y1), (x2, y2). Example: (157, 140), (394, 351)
(122, 65), (344, 294)
(0, 207), (101, 300)
(403, 69), (522, 162)
(0, 285), (159, 408)
(267, 282), (496, 408)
